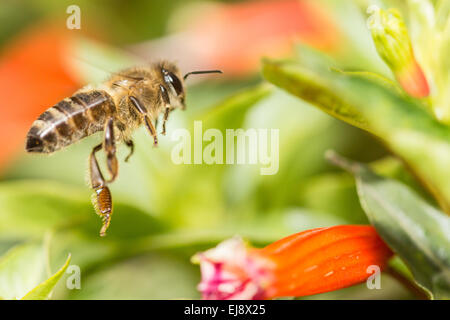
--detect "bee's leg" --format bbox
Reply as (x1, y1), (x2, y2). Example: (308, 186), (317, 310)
(161, 107), (172, 136)
(89, 144), (104, 189)
(104, 118), (118, 183)
(124, 139), (134, 162)
(129, 95), (158, 146)
(89, 143), (112, 237)
(144, 116), (158, 146)
(159, 84), (171, 135)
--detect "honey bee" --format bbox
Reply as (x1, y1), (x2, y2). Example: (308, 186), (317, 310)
(25, 61), (221, 236)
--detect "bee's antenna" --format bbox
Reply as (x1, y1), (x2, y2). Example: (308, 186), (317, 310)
(183, 70), (223, 80)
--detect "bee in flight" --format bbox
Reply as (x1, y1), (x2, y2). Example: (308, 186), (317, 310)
(25, 61), (221, 236)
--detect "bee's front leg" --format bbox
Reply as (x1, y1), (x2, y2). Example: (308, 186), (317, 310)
(89, 143), (112, 237)
(158, 84), (172, 136)
(161, 107), (171, 136)
(124, 139), (134, 162)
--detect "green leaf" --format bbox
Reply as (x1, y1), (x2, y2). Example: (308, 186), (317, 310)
(262, 59), (370, 132)
(0, 235), (69, 300)
(0, 242), (46, 299)
(330, 68), (403, 96)
(327, 151), (450, 299)
(22, 254), (71, 300)
(262, 59), (450, 213)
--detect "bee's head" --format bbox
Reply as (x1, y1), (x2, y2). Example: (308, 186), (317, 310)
(159, 61), (222, 109)
(158, 62), (185, 109)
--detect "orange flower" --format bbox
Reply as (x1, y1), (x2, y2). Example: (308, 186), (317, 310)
(367, 6), (430, 98)
(192, 225), (393, 300)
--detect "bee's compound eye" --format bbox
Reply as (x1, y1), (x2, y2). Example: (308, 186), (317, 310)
(166, 72), (183, 96)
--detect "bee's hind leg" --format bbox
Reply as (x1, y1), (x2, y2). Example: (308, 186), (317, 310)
(89, 143), (113, 237)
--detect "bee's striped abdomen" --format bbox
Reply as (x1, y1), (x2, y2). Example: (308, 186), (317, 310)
(26, 90), (115, 153)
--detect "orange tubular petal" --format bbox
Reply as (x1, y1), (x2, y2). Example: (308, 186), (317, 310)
(396, 58), (430, 98)
(193, 226), (393, 300)
(259, 225), (393, 299)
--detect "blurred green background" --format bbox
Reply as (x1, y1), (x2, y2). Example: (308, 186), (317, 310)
(0, 0), (424, 299)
